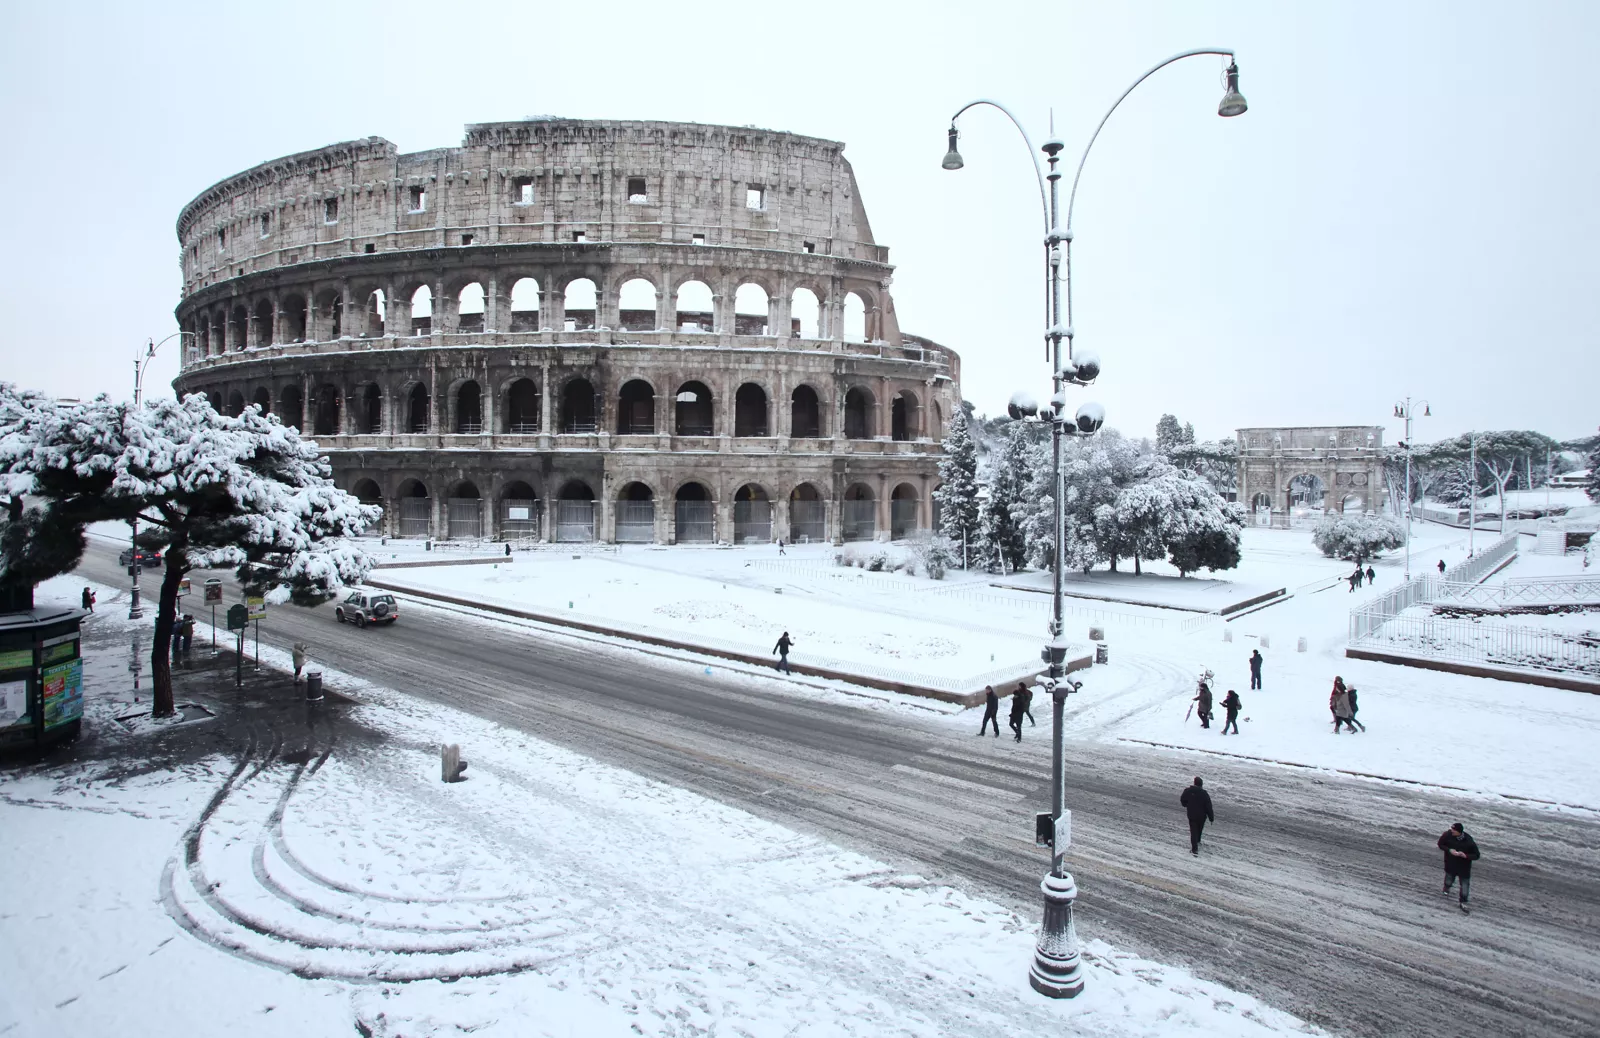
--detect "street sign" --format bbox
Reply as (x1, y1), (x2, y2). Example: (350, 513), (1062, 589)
(226, 604), (248, 631)
(246, 595), (266, 620)
(1035, 810), (1073, 851)
(204, 579), (223, 604)
(179, 578), (191, 597)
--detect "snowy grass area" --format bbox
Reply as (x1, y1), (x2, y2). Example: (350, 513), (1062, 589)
(2, 580), (1319, 1038)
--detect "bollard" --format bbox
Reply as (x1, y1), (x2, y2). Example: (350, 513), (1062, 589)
(1088, 626), (1104, 642)
(305, 670), (323, 701)
(1260, 634), (1271, 649)
(1223, 628), (1233, 643)
(1297, 637), (1308, 653)
(1095, 643), (1108, 665)
(441, 744), (468, 782)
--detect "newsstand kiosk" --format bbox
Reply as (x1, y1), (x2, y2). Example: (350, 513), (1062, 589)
(0, 604), (86, 750)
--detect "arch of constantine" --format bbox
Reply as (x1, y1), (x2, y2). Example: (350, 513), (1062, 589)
(1235, 426), (1387, 520)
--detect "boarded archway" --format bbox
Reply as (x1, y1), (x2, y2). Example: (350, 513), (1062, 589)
(674, 482), (714, 543)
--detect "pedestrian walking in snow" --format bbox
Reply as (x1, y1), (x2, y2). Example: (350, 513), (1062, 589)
(1248, 649), (1263, 691)
(1330, 677), (1357, 733)
(1353, 568), (1365, 589)
(1004, 684), (1030, 742)
(1347, 573), (1358, 593)
(1015, 681), (1035, 726)
(1192, 681), (1214, 729)
(81, 587), (94, 612)
(978, 685), (1000, 737)
(1365, 565), (1376, 584)
(1180, 777), (1214, 855)
(292, 642), (307, 684)
(1220, 690), (1242, 735)
(1437, 822), (1481, 912)
(773, 631), (794, 674)
(777, 538), (786, 556)
(1438, 559), (1447, 575)
(1346, 685), (1366, 731)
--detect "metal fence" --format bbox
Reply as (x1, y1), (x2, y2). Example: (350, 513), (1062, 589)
(501, 499), (540, 540)
(616, 501), (655, 543)
(790, 500), (826, 543)
(555, 500), (596, 542)
(397, 498), (430, 538)
(1435, 575), (1600, 610)
(842, 500), (877, 541)
(675, 500), (715, 543)
(1355, 612), (1600, 676)
(734, 500), (772, 544)
(1349, 534), (1519, 641)
(446, 498), (482, 540)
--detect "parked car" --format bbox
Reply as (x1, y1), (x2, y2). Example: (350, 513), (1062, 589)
(334, 590), (399, 627)
(118, 548), (163, 568)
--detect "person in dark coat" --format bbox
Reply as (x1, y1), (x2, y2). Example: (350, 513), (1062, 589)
(1248, 649), (1263, 690)
(1347, 573), (1359, 593)
(1008, 686), (1030, 742)
(1437, 822), (1481, 911)
(1180, 777), (1214, 855)
(1438, 559), (1447, 575)
(1346, 685), (1366, 731)
(773, 631), (794, 674)
(1219, 690), (1242, 735)
(978, 685), (1000, 737)
(1014, 681), (1035, 727)
(1330, 677), (1356, 733)
(1365, 565), (1376, 584)
(81, 587), (94, 612)
(1193, 682), (1214, 728)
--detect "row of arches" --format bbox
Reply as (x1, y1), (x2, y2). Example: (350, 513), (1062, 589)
(188, 276), (883, 355)
(213, 376), (938, 441)
(351, 477), (930, 544)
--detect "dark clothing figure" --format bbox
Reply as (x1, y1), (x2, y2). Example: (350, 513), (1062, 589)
(81, 587), (94, 612)
(1193, 684), (1214, 728)
(1438, 559), (1447, 575)
(180, 615), (195, 653)
(504, 543), (511, 556)
(1331, 677), (1356, 733)
(1365, 566), (1376, 584)
(1347, 573), (1358, 593)
(1438, 824), (1481, 909)
(1248, 650), (1263, 691)
(979, 686), (1000, 737)
(1015, 682), (1035, 726)
(1352, 569), (1364, 589)
(773, 632), (794, 675)
(1220, 690), (1241, 735)
(1346, 686), (1366, 731)
(778, 539), (786, 556)
(1181, 778), (1215, 854)
(1008, 686), (1031, 741)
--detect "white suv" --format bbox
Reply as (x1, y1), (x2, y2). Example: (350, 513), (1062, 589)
(334, 590), (399, 628)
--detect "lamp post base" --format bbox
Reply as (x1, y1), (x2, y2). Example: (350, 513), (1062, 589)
(128, 588), (142, 621)
(1028, 871), (1085, 998)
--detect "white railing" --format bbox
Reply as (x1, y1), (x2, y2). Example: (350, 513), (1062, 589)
(1435, 575), (1600, 610)
(1445, 534), (1520, 584)
(1354, 612), (1600, 676)
(1349, 534), (1520, 642)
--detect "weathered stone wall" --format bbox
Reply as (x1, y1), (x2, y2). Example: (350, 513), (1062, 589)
(172, 119), (959, 545)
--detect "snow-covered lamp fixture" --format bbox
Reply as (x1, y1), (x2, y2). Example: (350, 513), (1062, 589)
(1423, 404), (1431, 417)
(1218, 61), (1248, 117)
(941, 126), (964, 170)
(1007, 390), (1039, 420)
(1070, 352), (1100, 383)
(1075, 402), (1106, 435)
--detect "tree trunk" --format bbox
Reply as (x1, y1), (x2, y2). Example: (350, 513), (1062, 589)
(1134, 555), (1142, 576)
(150, 537), (188, 718)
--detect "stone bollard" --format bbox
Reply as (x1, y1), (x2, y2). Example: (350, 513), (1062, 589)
(1088, 626), (1104, 642)
(1297, 637), (1308, 653)
(441, 743), (469, 783)
(1260, 634), (1271, 649)
(1223, 628), (1233, 643)
(304, 670), (323, 702)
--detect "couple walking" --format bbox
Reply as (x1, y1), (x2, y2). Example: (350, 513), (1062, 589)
(1330, 676), (1365, 733)
(1192, 681), (1241, 735)
(977, 683), (1035, 740)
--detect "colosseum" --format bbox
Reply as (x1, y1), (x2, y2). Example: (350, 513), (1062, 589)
(171, 119), (961, 546)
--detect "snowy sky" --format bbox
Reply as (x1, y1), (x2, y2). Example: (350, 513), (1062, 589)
(2, 0), (1595, 446)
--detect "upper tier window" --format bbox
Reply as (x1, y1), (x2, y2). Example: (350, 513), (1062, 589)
(324, 198), (338, 224)
(746, 185), (765, 210)
(512, 177), (534, 206)
(409, 187), (427, 213)
(259, 213), (271, 238)
(627, 177), (648, 204)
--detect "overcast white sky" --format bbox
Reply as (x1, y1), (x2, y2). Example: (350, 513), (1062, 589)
(2, 1), (1595, 446)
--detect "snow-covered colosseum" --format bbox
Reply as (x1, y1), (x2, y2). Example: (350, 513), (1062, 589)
(170, 119), (961, 545)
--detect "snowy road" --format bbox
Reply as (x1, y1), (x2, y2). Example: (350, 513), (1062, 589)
(78, 545), (1600, 1038)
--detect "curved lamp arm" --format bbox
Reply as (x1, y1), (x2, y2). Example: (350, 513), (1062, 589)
(135, 330), (197, 405)
(948, 98), (1050, 231)
(1065, 48), (1237, 334)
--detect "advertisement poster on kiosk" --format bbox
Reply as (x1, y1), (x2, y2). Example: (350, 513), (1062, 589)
(41, 658), (83, 729)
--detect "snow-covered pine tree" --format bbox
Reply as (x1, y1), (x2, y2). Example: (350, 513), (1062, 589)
(934, 406), (983, 566)
(0, 388), (380, 717)
(982, 422), (1038, 572)
(1155, 414), (1184, 455)
(1587, 439), (1600, 504)
(1311, 512), (1405, 564)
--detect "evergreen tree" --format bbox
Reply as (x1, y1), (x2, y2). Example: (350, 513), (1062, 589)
(982, 422), (1038, 571)
(1587, 439), (1600, 504)
(934, 407), (982, 565)
(1155, 414), (1185, 455)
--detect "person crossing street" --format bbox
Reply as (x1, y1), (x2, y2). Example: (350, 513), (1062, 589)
(772, 631), (795, 674)
(1008, 684), (1031, 742)
(1180, 777), (1215, 855)
(1219, 689), (1242, 735)
(1437, 822), (1481, 912)
(978, 685), (1000, 737)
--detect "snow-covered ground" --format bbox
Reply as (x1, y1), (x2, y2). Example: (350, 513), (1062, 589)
(369, 524), (1600, 810)
(1, 578), (1317, 1038)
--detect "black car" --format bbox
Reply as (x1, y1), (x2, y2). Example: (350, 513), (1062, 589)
(118, 548), (163, 568)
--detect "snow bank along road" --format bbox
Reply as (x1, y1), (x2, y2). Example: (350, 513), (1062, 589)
(78, 546), (1599, 1038)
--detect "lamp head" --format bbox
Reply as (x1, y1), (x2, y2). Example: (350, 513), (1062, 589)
(1075, 402), (1105, 435)
(1070, 351), (1100, 383)
(1007, 390), (1039, 421)
(941, 126), (964, 170)
(1423, 404), (1431, 417)
(1218, 61), (1248, 118)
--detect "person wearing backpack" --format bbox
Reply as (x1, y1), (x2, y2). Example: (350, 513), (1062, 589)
(1219, 689), (1242, 735)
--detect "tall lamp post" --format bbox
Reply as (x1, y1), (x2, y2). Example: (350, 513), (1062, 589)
(127, 332), (192, 619)
(1392, 397), (1430, 581)
(943, 49), (1247, 999)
